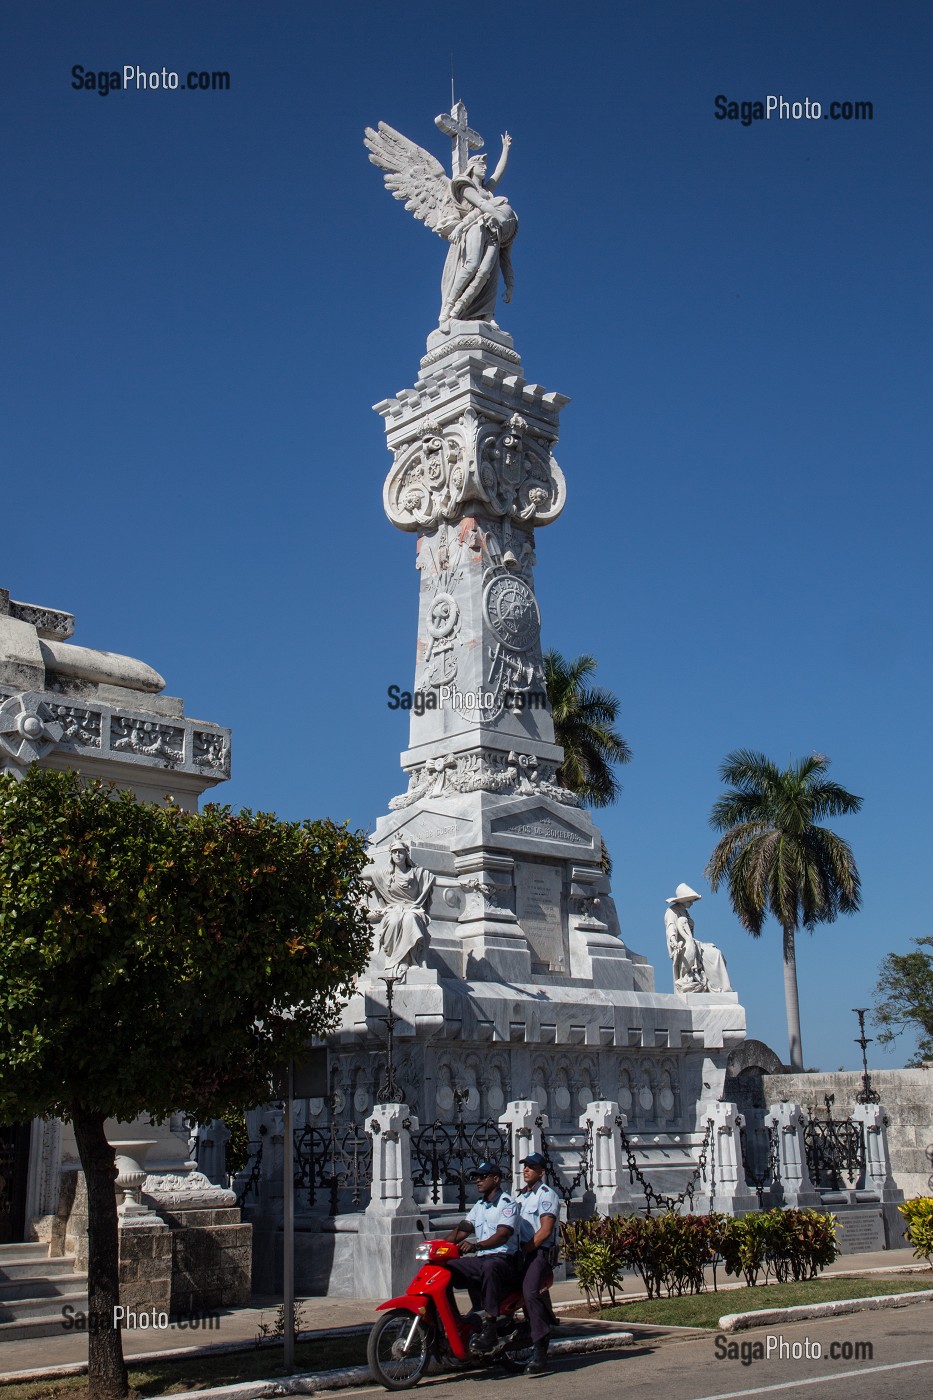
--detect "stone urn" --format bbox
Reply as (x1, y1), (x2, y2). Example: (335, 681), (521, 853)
(109, 1139), (158, 1218)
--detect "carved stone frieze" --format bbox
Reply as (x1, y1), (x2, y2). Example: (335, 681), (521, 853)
(0, 593), (75, 641)
(193, 729), (229, 771)
(49, 702), (102, 748)
(384, 410), (565, 532)
(389, 748), (580, 809)
(112, 716), (184, 764)
(141, 1169), (236, 1209)
(0, 683), (230, 782)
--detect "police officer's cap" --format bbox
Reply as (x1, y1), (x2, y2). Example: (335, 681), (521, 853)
(469, 1159), (503, 1179)
(518, 1152), (546, 1169)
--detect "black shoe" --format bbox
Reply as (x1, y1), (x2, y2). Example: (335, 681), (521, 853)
(476, 1316), (498, 1352)
(525, 1340), (551, 1375)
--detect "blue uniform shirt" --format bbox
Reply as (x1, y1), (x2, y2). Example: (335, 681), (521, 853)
(467, 1189), (520, 1255)
(517, 1180), (561, 1247)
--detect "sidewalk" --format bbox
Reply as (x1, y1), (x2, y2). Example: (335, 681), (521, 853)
(0, 1246), (924, 1382)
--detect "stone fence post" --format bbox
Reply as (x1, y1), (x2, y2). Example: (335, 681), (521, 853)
(768, 1100), (819, 1207)
(851, 1102), (901, 1202)
(498, 1099), (545, 1187)
(357, 1102), (422, 1297)
(581, 1100), (631, 1215)
(704, 1101), (760, 1215)
(366, 1102), (418, 1216)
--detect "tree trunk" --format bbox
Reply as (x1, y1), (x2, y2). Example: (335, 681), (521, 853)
(71, 1108), (129, 1400)
(782, 924), (805, 1071)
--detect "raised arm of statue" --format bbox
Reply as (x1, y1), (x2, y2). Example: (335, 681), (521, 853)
(486, 132), (511, 192)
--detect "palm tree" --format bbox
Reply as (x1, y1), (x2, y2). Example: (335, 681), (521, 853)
(705, 750), (862, 1071)
(543, 651), (631, 807)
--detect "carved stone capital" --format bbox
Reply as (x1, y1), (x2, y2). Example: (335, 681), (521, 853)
(384, 410), (565, 532)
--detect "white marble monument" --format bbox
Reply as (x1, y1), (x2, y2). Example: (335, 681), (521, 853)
(323, 106), (747, 1162)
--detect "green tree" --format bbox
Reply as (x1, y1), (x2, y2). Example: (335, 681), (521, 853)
(873, 938), (933, 1064)
(543, 651), (631, 807)
(705, 750), (861, 1072)
(0, 768), (371, 1400)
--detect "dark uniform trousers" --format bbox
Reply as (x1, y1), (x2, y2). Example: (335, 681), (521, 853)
(521, 1246), (554, 1343)
(446, 1252), (518, 1316)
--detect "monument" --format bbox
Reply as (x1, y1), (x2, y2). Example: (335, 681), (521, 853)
(320, 104), (746, 1150)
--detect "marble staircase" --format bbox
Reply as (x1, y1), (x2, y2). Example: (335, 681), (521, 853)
(0, 1242), (87, 1341)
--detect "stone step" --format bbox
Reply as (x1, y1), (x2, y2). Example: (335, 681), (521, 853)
(0, 1272), (87, 1303)
(0, 1308), (89, 1342)
(0, 1287), (87, 1325)
(0, 1243), (49, 1260)
(0, 1256), (78, 1282)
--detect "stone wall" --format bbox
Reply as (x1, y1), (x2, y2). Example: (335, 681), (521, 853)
(763, 1069), (933, 1199)
(161, 1205), (252, 1315)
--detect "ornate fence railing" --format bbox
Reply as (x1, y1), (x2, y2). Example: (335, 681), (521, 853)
(410, 1118), (511, 1212)
(294, 1119), (373, 1215)
(739, 1117), (779, 1205)
(803, 1108), (865, 1190)
(535, 1116), (592, 1204)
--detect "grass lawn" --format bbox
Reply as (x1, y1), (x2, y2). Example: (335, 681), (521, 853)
(599, 1274), (933, 1329)
(0, 1333), (369, 1400)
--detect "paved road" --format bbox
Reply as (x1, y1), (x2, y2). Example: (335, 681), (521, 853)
(343, 1303), (933, 1400)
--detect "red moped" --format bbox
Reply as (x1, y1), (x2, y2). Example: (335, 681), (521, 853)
(367, 1233), (549, 1390)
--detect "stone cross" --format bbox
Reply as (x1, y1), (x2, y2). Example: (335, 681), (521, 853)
(434, 99), (483, 176)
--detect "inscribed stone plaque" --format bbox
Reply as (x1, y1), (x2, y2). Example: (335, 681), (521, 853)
(834, 1209), (886, 1254)
(515, 862), (566, 970)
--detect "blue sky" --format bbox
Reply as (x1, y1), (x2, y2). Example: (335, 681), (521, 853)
(3, 1), (931, 1074)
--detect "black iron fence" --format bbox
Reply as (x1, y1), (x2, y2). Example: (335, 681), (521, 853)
(410, 1118), (511, 1212)
(294, 1119), (373, 1215)
(803, 1102), (865, 1190)
(739, 1117), (779, 1205)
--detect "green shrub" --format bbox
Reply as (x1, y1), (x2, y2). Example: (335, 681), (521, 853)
(562, 1207), (838, 1305)
(720, 1209), (838, 1285)
(898, 1197), (933, 1266)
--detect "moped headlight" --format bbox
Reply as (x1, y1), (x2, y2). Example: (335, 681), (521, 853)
(415, 1242), (431, 1260)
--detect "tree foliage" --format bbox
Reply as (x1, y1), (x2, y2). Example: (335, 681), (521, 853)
(0, 767), (373, 1398)
(873, 937), (933, 1065)
(705, 750), (861, 1070)
(543, 650), (631, 808)
(0, 768), (372, 1124)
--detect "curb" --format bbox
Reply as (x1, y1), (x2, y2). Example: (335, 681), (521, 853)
(719, 1288), (933, 1332)
(0, 1325), (373, 1386)
(160, 1331), (635, 1399)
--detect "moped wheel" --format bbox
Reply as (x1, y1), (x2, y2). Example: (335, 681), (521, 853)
(367, 1309), (432, 1390)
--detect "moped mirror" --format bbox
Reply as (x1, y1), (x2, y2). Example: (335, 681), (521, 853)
(416, 1217), (427, 1238)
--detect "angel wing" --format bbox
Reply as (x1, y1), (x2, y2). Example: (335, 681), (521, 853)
(364, 122), (459, 240)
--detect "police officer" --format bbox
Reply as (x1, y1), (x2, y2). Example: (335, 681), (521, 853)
(516, 1151), (561, 1374)
(446, 1160), (520, 1351)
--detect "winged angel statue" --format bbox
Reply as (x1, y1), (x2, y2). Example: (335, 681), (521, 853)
(364, 118), (517, 330)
